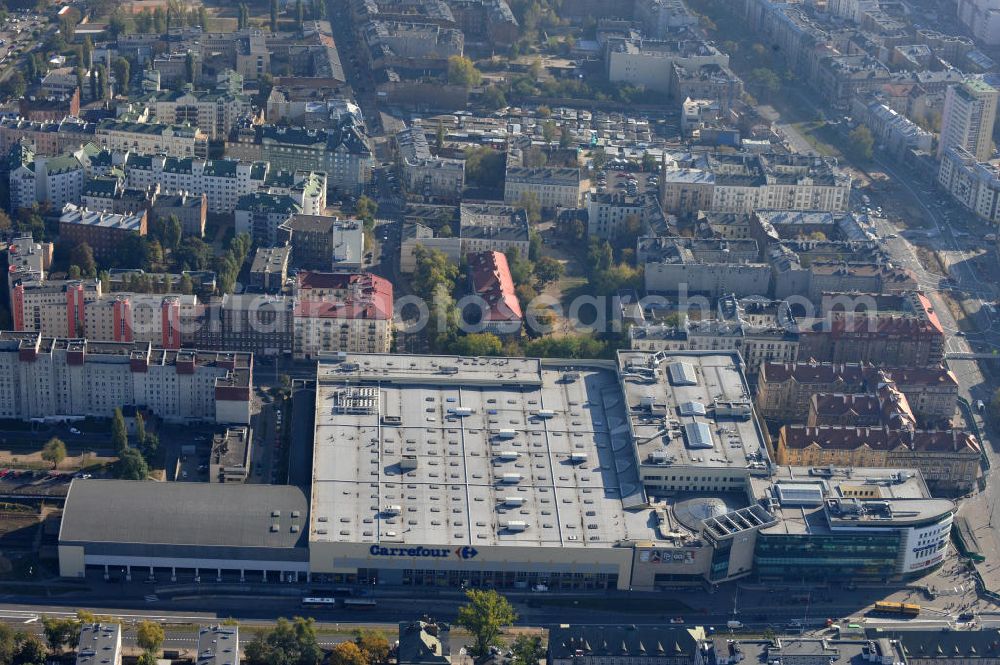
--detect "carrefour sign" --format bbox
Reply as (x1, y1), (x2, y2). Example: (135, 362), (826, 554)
(369, 545), (479, 559)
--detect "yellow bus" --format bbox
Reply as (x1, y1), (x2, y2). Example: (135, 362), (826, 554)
(873, 601), (920, 617)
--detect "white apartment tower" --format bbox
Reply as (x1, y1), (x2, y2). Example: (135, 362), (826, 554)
(939, 78), (999, 162)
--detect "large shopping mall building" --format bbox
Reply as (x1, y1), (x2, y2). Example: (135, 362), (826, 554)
(58, 351), (955, 590)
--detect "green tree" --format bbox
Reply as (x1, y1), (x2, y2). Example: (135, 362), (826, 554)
(69, 242), (97, 277)
(76, 67), (86, 99)
(412, 245), (458, 298)
(447, 55), (481, 87)
(533, 256), (564, 286)
(185, 51), (196, 85)
(0, 70), (26, 101)
(12, 632), (47, 665)
(464, 146), (505, 188)
(163, 215), (183, 250)
(559, 124), (572, 149)
(455, 590), (517, 658)
(137, 652), (157, 665)
(88, 67), (97, 101)
(328, 642), (366, 665)
(848, 125), (875, 161)
(296, 0), (304, 29)
(174, 236), (213, 270)
(198, 5), (208, 28)
(510, 635), (545, 665)
(136, 621), (164, 654)
(108, 10), (129, 38)
(111, 407), (128, 456)
(518, 192), (541, 224)
(112, 57), (130, 93)
(506, 247), (534, 287)
(41, 438), (66, 469)
(356, 195), (378, 225)
(41, 617), (80, 652)
(96, 64), (110, 100)
(82, 36), (93, 69)
(481, 84), (507, 111)
(0, 622), (16, 665)
(179, 273), (194, 295)
(115, 448), (148, 480)
(141, 432), (160, 461)
(134, 412), (146, 448)
(747, 67), (780, 100)
(245, 617), (322, 665)
(59, 14), (76, 41)
(270, 0), (279, 31)
(541, 120), (557, 144)
(452, 333), (503, 356)
(641, 152), (659, 172)
(353, 630), (390, 665)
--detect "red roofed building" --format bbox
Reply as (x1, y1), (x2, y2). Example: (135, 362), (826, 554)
(292, 271), (394, 358)
(467, 251), (523, 336)
(798, 292), (945, 368)
(776, 425), (980, 492)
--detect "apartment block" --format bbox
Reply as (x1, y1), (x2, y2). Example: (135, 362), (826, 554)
(292, 272), (394, 358)
(234, 192), (302, 246)
(0, 332), (252, 424)
(660, 152), (851, 215)
(144, 89), (253, 141)
(276, 214), (365, 271)
(754, 361), (959, 424)
(503, 166), (584, 210)
(58, 204), (148, 263)
(94, 119), (208, 159)
(938, 78), (999, 161)
(124, 154), (268, 214)
(225, 118), (373, 194)
(396, 127), (465, 200)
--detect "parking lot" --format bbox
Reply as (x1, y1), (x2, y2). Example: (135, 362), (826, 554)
(0, 468), (75, 498)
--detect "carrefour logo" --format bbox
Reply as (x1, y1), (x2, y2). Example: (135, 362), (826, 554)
(369, 545), (479, 559)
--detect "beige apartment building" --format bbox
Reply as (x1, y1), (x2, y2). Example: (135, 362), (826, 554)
(503, 166), (584, 209)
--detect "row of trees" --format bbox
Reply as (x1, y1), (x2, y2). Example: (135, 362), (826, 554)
(21, 591), (537, 665)
(242, 591), (541, 665)
(115, 0), (208, 37)
(55, 224), (251, 298)
(111, 408), (153, 480)
(40, 614), (164, 663)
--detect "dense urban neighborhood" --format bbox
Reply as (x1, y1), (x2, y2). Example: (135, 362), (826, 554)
(1, 0), (1000, 661)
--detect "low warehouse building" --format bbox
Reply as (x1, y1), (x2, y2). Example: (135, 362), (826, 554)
(59, 481), (309, 582)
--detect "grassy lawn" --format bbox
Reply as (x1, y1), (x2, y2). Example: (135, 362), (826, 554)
(789, 121), (840, 158)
